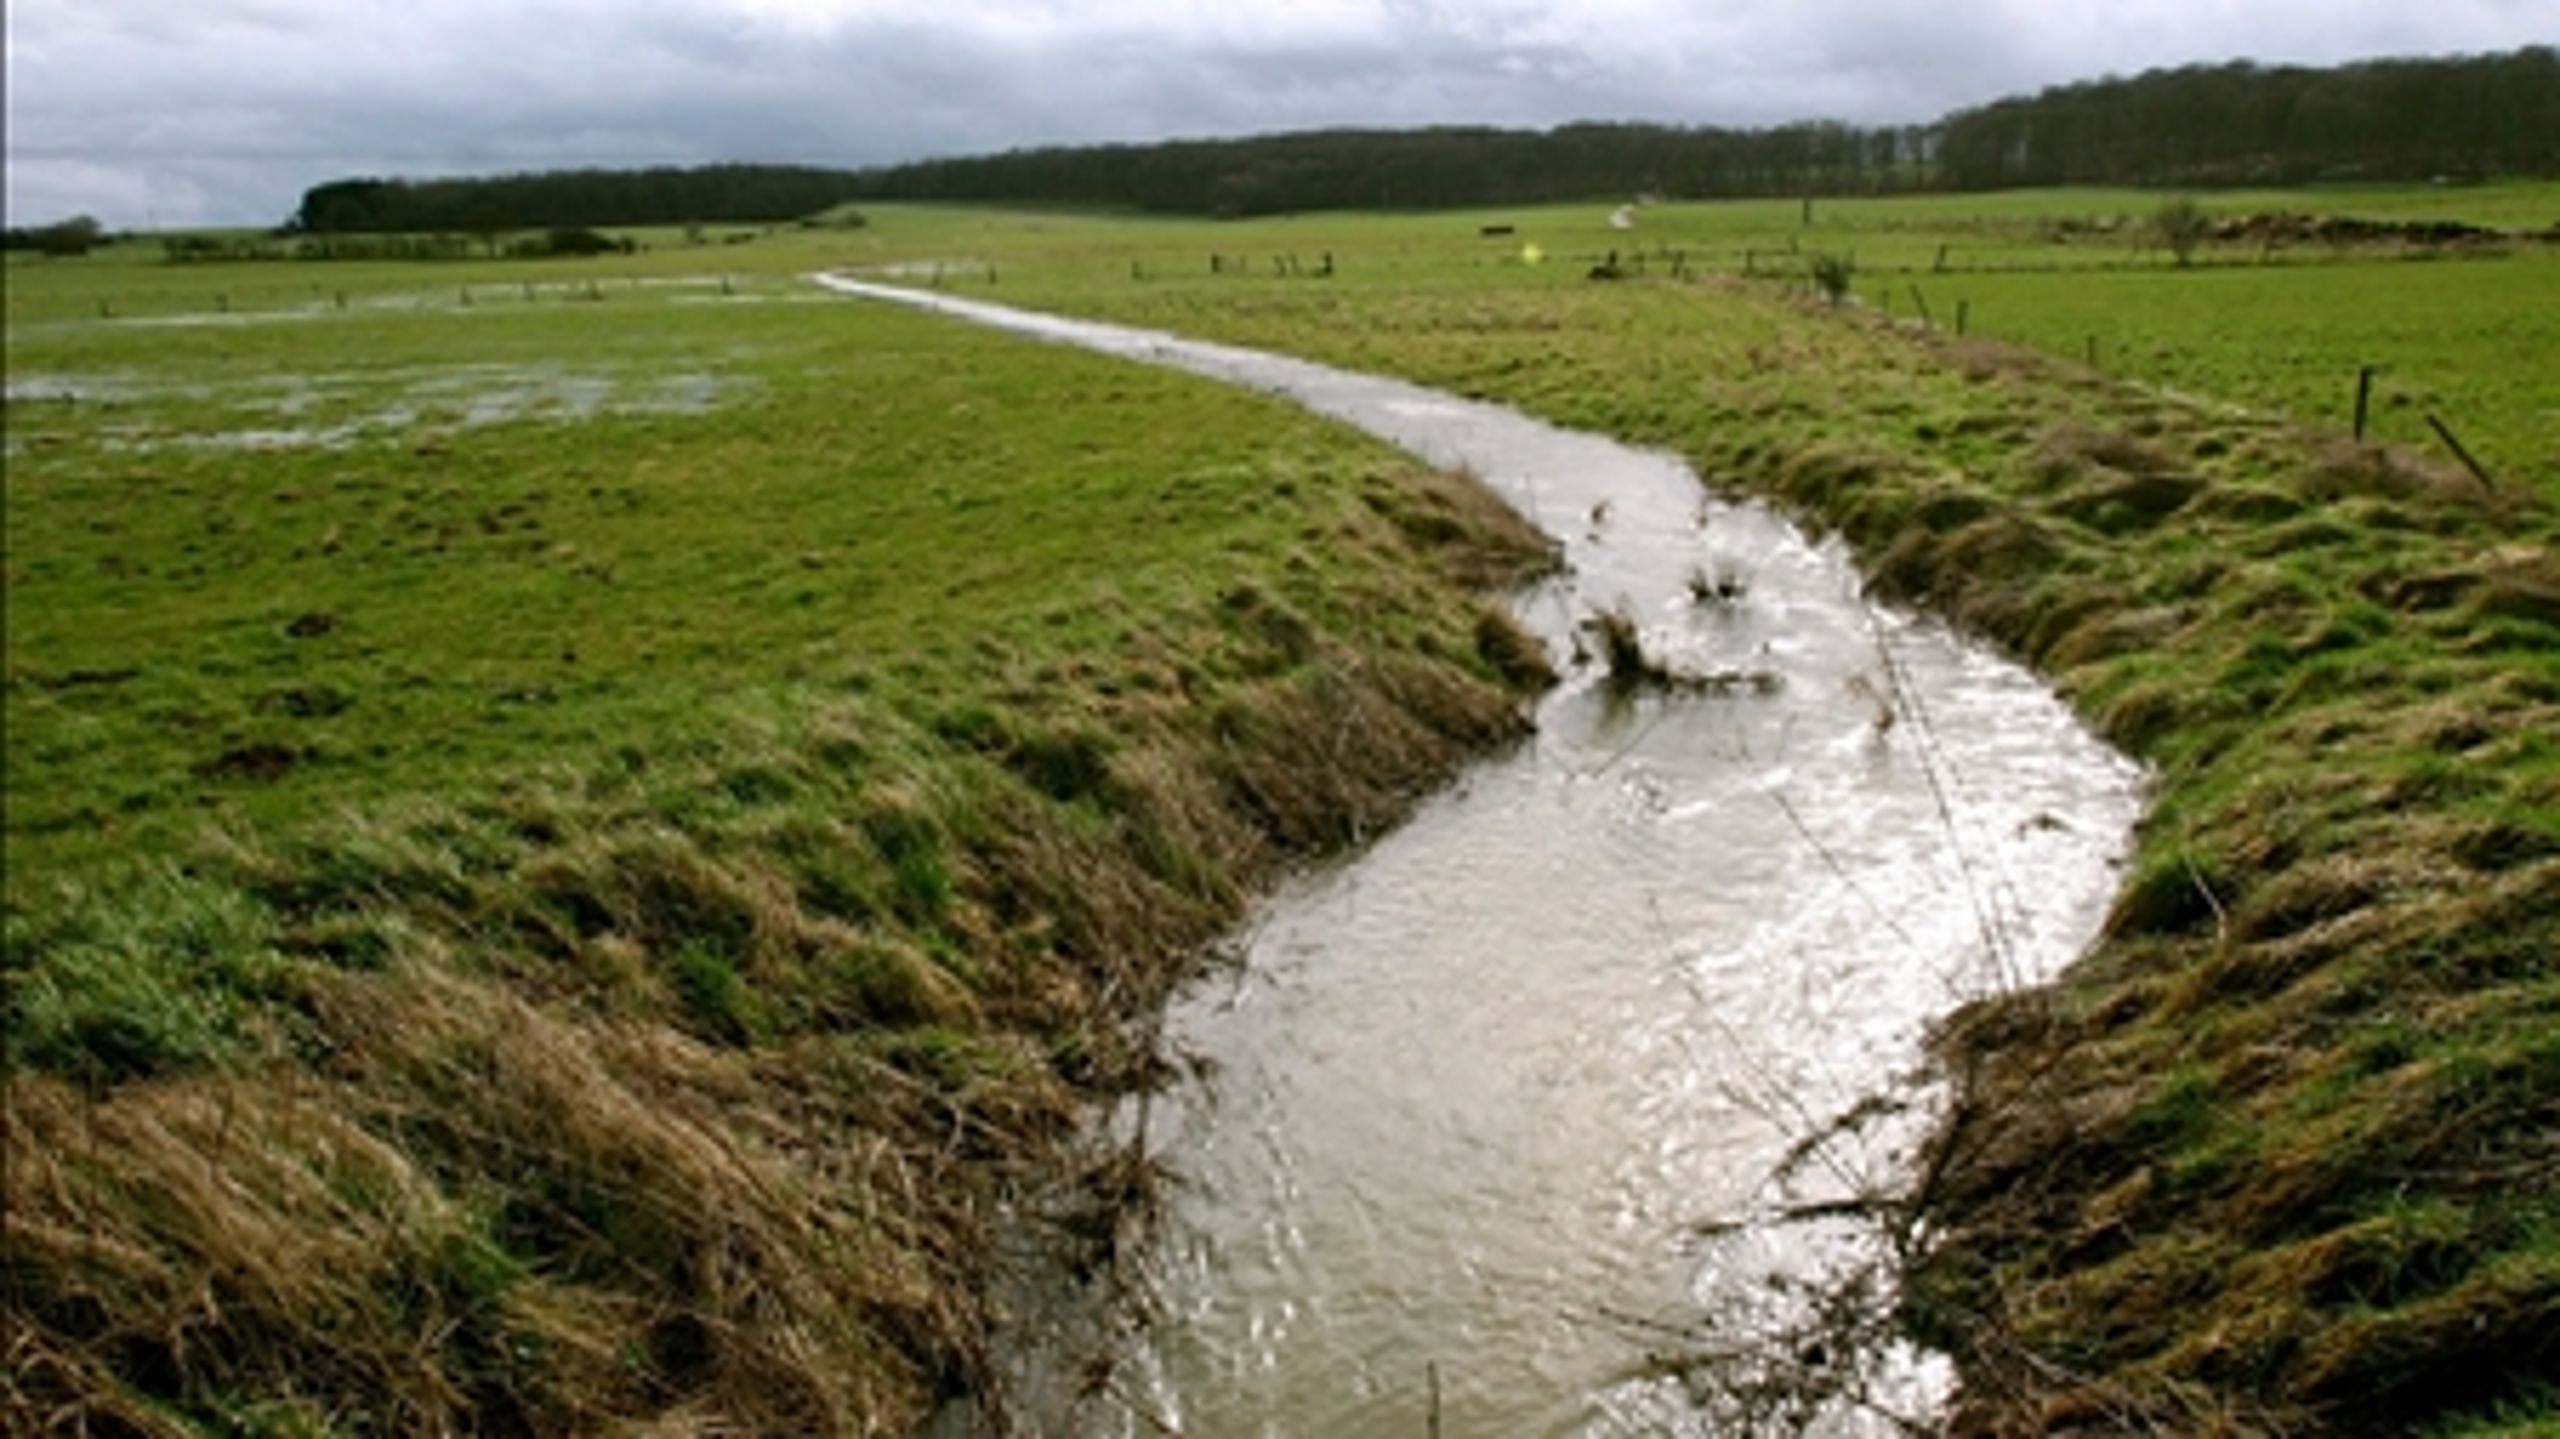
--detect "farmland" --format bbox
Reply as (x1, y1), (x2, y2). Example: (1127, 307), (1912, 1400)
(7, 180), (2557, 1434)
(823, 182), (2558, 494)
(836, 184), (2559, 1434)
(4, 227), (1554, 1433)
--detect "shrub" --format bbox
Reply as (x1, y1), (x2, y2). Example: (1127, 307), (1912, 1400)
(1809, 252), (1855, 304)
(2155, 196), (2211, 267)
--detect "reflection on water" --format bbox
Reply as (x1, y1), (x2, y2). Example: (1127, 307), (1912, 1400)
(816, 276), (2143, 1438)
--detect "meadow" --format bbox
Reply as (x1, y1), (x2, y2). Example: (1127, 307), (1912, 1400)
(811, 181), (2560, 491)
(6, 180), (2555, 1435)
(823, 186), (2558, 1435)
(4, 227), (1554, 1433)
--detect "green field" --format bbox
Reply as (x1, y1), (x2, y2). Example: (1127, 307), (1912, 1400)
(4, 274), (1507, 887)
(816, 188), (2559, 1434)
(4, 223), (1553, 1433)
(808, 183), (2560, 493)
(7, 182), (2556, 1435)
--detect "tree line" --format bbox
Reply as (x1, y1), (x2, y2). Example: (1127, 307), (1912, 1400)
(1935, 47), (2557, 188)
(289, 164), (865, 234)
(835, 121), (1934, 216)
(271, 46), (2555, 232)
(836, 47), (2555, 216)
(4, 216), (107, 255)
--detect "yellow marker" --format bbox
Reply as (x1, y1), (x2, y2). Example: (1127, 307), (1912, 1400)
(1521, 242), (1545, 265)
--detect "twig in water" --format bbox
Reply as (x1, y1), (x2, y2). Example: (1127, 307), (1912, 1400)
(1099, 1370), (1185, 1436)
(1864, 615), (2026, 992)
(1764, 788), (1921, 953)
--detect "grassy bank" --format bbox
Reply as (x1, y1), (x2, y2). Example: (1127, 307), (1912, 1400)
(861, 195), (2559, 1433)
(3, 256), (1555, 1431)
(13, 186), (2553, 1433)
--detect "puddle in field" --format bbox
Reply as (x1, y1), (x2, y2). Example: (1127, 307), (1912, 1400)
(813, 276), (2144, 1436)
(4, 372), (161, 404)
(9, 363), (746, 453)
(109, 308), (335, 329)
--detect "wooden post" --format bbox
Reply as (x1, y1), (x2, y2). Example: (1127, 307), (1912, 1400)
(2353, 366), (2375, 440)
(1955, 298), (1969, 336)
(1934, 242), (1950, 273)
(2426, 413), (2498, 493)
(1802, 196), (1814, 226)
(1427, 1362), (1443, 1439)
(1907, 284), (1935, 329)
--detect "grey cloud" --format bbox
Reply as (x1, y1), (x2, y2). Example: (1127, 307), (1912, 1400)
(6, 1), (2553, 229)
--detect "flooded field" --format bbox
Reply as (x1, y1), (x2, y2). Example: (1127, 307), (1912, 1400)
(3, 360), (743, 454)
(819, 279), (2147, 1436)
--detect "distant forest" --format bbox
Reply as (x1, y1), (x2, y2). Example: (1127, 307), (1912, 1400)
(289, 164), (867, 234)
(291, 47), (2556, 231)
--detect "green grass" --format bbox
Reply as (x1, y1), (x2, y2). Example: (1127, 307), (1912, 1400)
(803, 183), (2560, 498)
(794, 190), (2560, 1435)
(4, 225), (1554, 1433)
(8, 182), (2554, 1434)
(1932, 259), (2559, 484)
(5, 282), (1477, 888)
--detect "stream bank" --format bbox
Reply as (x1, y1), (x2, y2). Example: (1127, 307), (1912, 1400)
(817, 276), (2147, 1436)
(873, 270), (2559, 1435)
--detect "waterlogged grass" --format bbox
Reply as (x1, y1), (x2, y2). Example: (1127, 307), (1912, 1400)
(836, 197), (2560, 1434)
(3, 241), (1555, 1432)
(5, 288), (1493, 886)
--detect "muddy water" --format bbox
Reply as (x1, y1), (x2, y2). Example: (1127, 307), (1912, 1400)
(813, 276), (2144, 1436)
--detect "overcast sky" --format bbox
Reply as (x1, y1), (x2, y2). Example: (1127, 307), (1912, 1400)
(6, 0), (2552, 229)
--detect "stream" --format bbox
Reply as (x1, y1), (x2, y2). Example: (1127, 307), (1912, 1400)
(813, 275), (2146, 1437)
